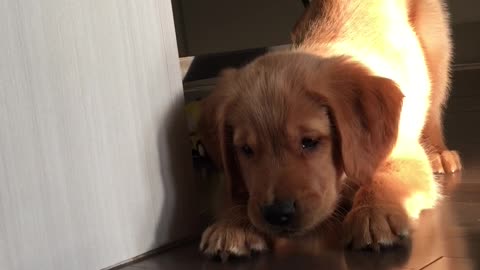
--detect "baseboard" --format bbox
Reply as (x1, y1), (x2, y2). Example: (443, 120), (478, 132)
(453, 62), (480, 71)
(102, 235), (200, 270)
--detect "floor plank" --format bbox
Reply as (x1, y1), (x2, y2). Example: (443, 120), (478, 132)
(421, 257), (475, 270)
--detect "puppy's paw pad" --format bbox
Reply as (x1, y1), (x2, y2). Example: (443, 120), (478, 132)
(343, 205), (410, 250)
(199, 223), (268, 261)
(431, 150), (461, 174)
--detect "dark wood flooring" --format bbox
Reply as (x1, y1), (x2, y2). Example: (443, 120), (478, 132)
(119, 68), (480, 270)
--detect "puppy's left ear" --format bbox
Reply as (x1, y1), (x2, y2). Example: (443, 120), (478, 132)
(307, 58), (404, 183)
(197, 69), (248, 204)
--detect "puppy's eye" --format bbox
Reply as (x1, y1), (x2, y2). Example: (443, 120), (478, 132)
(240, 145), (254, 157)
(301, 137), (319, 150)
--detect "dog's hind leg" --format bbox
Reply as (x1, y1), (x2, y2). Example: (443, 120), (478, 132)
(409, 0), (461, 174)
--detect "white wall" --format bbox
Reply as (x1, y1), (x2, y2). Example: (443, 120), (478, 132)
(0, 1), (199, 269)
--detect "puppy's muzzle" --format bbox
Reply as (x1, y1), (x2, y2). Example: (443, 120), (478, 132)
(262, 200), (296, 227)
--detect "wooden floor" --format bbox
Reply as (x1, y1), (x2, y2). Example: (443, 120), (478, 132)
(118, 68), (480, 270)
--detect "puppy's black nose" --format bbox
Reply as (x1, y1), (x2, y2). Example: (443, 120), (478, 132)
(262, 200), (296, 227)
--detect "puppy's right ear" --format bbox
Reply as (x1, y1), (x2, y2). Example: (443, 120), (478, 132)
(305, 58), (404, 183)
(198, 69), (247, 204)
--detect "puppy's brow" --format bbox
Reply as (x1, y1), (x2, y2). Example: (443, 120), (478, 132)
(233, 127), (257, 148)
(297, 117), (331, 134)
(298, 129), (330, 138)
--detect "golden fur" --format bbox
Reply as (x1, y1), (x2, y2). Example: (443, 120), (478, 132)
(199, 0), (461, 259)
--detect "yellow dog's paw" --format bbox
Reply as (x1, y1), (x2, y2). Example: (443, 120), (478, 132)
(343, 204), (410, 250)
(430, 150), (462, 174)
(199, 222), (268, 261)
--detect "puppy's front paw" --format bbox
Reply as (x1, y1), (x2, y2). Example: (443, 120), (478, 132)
(199, 222), (268, 261)
(343, 204), (410, 250)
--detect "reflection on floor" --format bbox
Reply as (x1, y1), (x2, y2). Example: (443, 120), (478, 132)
(118, 69), (480, 270)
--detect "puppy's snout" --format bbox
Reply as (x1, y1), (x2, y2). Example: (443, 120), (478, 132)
(262, 200), (296, 227)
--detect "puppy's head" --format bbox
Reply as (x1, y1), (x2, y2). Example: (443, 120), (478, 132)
(199, 52), (403, 236)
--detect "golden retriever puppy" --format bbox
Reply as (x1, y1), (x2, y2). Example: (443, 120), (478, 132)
(198, 0), (461, 259)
